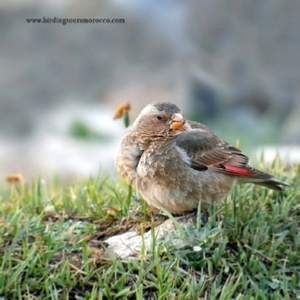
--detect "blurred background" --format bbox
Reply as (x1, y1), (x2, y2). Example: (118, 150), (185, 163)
(1, 0), (300, 184)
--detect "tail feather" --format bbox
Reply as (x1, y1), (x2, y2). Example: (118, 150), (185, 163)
(238, 169), (290, 191)
(254, 179), (290, 191)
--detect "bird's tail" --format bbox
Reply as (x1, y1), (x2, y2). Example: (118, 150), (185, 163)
(239, 170), (290, 191)
(253, 178), (290, 191)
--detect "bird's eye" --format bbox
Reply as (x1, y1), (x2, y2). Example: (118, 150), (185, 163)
(156, 115), (163, 120)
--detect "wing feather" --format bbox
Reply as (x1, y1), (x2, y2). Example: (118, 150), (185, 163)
(175, 122), (254, 176)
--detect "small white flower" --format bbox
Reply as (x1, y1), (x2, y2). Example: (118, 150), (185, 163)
(193, 246), (202, 252)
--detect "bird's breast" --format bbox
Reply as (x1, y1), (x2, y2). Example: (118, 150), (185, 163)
(136, 143), (192, 186)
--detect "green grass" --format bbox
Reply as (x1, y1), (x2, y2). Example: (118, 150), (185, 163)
(0, 161), (299, 299)
(68, 119), (112, 142)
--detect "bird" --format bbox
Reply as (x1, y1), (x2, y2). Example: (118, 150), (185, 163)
(115, 102), (289, 214)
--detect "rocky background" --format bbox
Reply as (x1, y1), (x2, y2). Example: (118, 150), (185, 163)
(1, 0), (300, 183)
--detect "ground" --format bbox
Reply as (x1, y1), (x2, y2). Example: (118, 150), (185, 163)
(0, 160), (299, 299)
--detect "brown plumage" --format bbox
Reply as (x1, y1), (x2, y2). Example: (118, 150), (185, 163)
(115, 102), (289, 214)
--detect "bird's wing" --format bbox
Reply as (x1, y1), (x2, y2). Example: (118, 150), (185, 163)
(175, 125), (256, 176)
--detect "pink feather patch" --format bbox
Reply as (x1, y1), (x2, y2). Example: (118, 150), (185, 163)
(217, 164), (256, 176)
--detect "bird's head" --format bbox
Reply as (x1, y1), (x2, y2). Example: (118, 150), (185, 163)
(132, 102), (191, 138)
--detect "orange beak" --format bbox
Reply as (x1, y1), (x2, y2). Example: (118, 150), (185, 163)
(169, 113), (186, 130)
